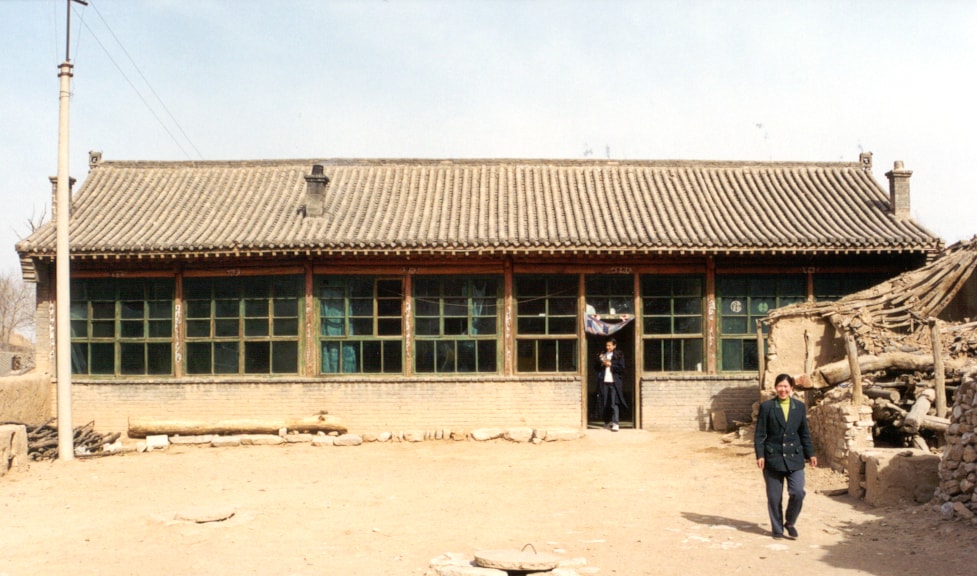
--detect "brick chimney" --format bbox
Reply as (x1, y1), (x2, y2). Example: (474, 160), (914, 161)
(303, 164), (330, 217)
(48, 175), (76, 220)
(885, 160), (912, 220)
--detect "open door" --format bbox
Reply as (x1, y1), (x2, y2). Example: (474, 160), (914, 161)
(586, 321), (636, 429)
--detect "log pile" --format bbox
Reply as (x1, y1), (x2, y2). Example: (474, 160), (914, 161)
(25, 419), (121, 460)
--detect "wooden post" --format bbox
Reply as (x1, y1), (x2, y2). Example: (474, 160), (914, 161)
(844, 330), (863, 407)
(929, 318), (947, 418)
(755, 320), (765, 389)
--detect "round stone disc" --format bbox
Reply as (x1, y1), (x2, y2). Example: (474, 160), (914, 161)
(473, 549), (560, 571)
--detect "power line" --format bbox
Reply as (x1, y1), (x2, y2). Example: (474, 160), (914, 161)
(73, 0), (205, 161)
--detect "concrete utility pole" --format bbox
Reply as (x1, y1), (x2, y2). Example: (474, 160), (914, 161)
(56, 0), (89, 462)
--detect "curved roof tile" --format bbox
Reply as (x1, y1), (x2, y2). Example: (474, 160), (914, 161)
(17, 157), (942, 261)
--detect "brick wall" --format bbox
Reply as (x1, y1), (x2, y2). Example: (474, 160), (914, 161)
(640, 374), (758, 431)
(56, 375), (584, 438)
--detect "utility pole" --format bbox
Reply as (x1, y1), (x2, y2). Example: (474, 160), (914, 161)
(56, 0), (88, 462)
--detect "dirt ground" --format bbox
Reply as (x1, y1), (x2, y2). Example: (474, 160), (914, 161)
(2, 429), (976, 576)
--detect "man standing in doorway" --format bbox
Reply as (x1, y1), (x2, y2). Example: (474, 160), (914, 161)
(596, 337), (627, 431)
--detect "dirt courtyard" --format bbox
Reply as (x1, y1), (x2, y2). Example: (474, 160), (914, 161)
(2, 429), (975, 576)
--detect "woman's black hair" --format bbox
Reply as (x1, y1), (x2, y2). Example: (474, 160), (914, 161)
(774, 373), (795, 387)
(606, 337), (617, 346)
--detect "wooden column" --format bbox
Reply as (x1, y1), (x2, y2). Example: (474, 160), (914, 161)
(929, 317), (947, 418)
(844, 330), (863, 407)
(304, 262), (316, 376)
(705, 257), (717, 373)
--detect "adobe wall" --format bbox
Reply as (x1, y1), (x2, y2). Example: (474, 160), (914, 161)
(44, 375), (584, 439)
(0, 371), (51, 426)
(641, 374), (757, 431)
(762, 315), (845, 390)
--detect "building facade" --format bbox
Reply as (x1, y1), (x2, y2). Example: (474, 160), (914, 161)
(16, 153), (941, 436)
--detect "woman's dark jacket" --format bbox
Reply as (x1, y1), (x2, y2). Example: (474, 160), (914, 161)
(754, 396), (814, 472)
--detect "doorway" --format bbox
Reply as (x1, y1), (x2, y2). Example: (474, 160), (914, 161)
(586, 322), (636, 429)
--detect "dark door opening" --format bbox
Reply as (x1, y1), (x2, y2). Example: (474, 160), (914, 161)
(586, 322), (636, 429)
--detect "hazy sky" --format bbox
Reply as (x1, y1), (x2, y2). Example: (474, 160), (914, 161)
(2, 0), (976, 274)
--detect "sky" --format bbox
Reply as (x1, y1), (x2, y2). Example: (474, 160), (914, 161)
(1, 0), (976, 275)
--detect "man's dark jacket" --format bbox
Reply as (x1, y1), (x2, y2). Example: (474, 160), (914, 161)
(754, 397), (815, 472)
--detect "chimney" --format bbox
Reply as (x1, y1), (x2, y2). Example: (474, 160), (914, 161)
(303, 164), (330, 217)
(885, 160), (912, 220)
(858, 151), (872, 171)
(49, 175), (76, 220)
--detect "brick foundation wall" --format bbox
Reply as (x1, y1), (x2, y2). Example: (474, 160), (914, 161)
(640, 375), (757, 431)
(53, 375), (583, 438)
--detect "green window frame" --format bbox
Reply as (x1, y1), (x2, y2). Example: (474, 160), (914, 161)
(184, 275), (301, 375)
(717, 275), (805, 371)
(640, 275), (704, 372)
(813, 273), (888, 302)
(413, 276), (499, 373)
(515, 275), (578, 372)
(317, 276), (404, 374)
(70, 278), (174, 376)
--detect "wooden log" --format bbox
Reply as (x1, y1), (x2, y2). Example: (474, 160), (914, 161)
(817, 353), (966, 386)
(864, 388), (901, 403)
(919, 414), (950, 433)
(903, 388), (936, 434)
(127, 415), (348, 438)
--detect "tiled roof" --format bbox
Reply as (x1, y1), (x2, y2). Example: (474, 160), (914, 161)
(17, 158), (942, 262)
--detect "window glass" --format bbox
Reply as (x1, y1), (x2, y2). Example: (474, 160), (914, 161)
(413, 276), (500, 374)
(515, 275), (579, 373)
(317, 276), (404, 374)
(640, 275), (705, 372)
(69, 278), (175, 376)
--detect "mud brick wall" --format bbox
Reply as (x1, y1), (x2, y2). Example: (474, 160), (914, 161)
(809, 400), (874, 472)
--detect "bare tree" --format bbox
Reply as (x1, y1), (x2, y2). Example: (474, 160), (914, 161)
(0, 269), (35, 346)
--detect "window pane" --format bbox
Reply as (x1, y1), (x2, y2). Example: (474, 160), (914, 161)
(382, 341), (402, 373)
(477, 341), (496, 371)
(415, 318), (439, 336)
(518, 298), (546, 316)
(274, 318), (298, 336)
(147, 343), (171, 375)
(377, 298), (402, 316)
(120, 301), (143, 319)
(674, 317), (702, 334)
(215, 300), (238, 317)
(186, 343), (211, 374)
(362, 341), (382, 373)
(90, 343), (114, 374)
(415, 340), (435, 372)
(722, 317), (748, 334)
(377, 318), (402, 336)
(518, 317), (545, 334)
(213, 342), (238, 373)
(120, 343), (145, 374)
(644, 298), (670, 315)
(272, 341), (298, 373)
(349, 318), (372, 335)
(91, 321), (114, 338)
(549, 317), (575, 334)
(321, 342), (341, 373)
(186, 301), (211, 318)
(245, 319), (268, 337)
(722, 340), (743, 371)
(674, 297), (702, 315)
(120, 320), (144, 338)
(558, 340), (577, 371)
(215, 319), (239, 337)
(71, 343), (88, 373)
(148, 320), (172, 338)
(683, 339), (704, 371)
(244, 341), (270, 373)
(644, 317), (670, 334)
(245, 299), (268, 317)
(186, 320), (210, 338)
